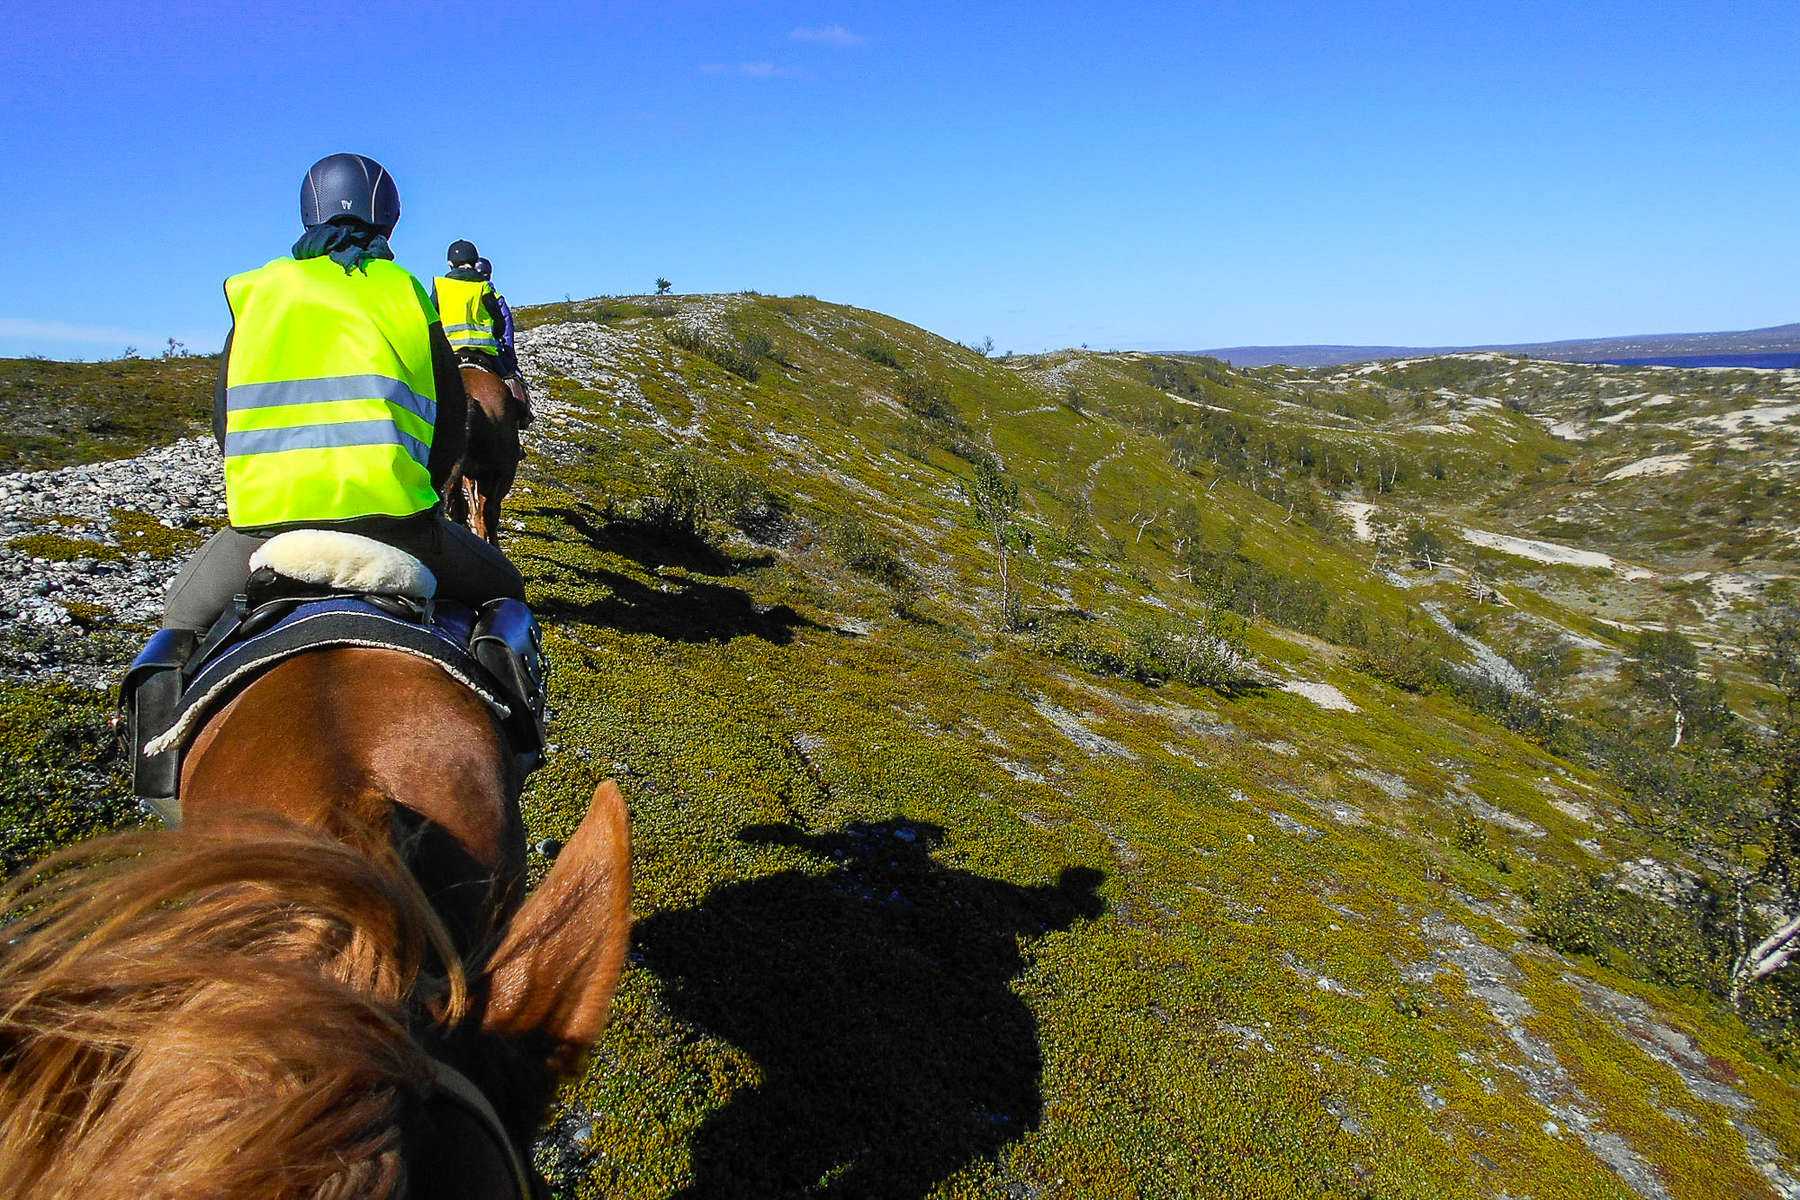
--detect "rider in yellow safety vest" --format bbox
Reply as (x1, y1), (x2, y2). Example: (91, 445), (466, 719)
(432, 241), (505, 366)
(159, 154), (526, 634)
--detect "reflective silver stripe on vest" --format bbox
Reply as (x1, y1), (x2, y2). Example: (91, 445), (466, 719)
(442, 323), (494, 334)
(224, 419), (430, 468)
(225, 374), (437, 426)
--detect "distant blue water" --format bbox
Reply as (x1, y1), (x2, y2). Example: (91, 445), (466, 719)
(1589, 353), (1800, 369)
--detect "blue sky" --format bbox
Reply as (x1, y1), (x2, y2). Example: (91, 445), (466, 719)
(5, 1), (1795, 359)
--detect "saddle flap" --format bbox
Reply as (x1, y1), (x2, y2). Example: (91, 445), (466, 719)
(120, 628), (197, 806)
(471, 599), (548, 744)
(144, 599), (502, 759)
(249, 530), (437, 600)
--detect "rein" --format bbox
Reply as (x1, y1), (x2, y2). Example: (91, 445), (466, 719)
(425, 1055), (537, 1200)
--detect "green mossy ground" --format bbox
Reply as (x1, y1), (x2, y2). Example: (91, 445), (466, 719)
(0, 354), (215, 471)
(3, 302), (1797, 1197)
(0, 681), (135, 870)
(489, 298), (1800, 1196)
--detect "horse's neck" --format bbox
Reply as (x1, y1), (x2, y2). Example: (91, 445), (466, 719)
(182, 651), (523, 950)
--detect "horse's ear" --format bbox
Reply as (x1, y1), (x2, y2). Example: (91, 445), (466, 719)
(480, 780), (631, 1071)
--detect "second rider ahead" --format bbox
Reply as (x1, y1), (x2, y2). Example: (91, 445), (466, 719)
(432, 243), (534, 427)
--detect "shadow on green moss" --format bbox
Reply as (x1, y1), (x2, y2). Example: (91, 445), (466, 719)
(527, 560), (821, 646)
(521, 504), (820, 645)
(533, 504), (775, 578)
(632, 818), (1103, 1199)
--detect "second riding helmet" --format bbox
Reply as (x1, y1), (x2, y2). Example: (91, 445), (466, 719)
(300, 153), (401, 233)
(474, 257), (493, 281)
(447, 240), (479, 266)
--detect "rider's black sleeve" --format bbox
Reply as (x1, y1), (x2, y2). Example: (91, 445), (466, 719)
(212, 326), (233, 447)
(428, 323), (468, 490)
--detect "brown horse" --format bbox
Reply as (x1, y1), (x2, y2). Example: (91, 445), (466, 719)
(0, 648), (630, 1200)
(445, 365), (522, 546)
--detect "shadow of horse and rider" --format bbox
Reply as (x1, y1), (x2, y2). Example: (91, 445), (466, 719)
(518, 503), (827, 646)
(625, 820), (1106, 1200)
(512, 505), (1110, 1195)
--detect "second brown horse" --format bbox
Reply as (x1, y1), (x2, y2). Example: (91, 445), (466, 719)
(445, 364), (523, 545)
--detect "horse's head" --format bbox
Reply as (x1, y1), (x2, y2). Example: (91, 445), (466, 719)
(0, 780), (630, 1200)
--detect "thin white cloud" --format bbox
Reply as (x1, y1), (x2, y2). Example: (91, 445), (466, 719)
(700, 61), (795, 79)
(0, 317), (164, 345)
(790, 24), (865, 46)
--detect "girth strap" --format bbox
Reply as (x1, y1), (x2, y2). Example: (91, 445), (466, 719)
(425, 1056), (536, 1200)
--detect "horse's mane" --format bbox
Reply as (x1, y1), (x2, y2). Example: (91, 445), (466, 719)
(0, 819), (468, 1200)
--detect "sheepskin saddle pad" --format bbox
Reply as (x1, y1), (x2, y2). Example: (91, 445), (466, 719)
(248, 529), (437, 600)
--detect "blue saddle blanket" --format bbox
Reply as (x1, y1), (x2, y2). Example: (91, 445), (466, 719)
(146, 598), (508, 756)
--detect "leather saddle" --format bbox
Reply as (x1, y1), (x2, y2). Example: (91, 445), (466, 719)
(121, 531), (546, 823)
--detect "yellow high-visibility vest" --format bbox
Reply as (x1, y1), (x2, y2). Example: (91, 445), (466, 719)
(222, 256), (441, 528)
(434, 275), (501, 355)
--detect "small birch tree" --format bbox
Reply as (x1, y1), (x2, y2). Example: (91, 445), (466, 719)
(963, 457), (1029, 631)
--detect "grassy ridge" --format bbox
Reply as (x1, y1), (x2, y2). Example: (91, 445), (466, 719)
(495, 297), (1800, 1197)
(2, 300), (1797, 1197)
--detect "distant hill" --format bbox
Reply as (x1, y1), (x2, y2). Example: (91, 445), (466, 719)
(1193, 320), (1800, 367)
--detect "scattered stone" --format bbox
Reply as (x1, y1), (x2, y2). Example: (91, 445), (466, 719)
(1267, 810), (1323, 841)
(1466, 796), (1548, 839)
(1032, 700), (1136, 759)
(0, 436), (225, 687)
(1352, 767), (1411, 800)
(1421, 914), (1675, 1200)
(997, 759), (1048, 783)
(1280, 679), (1358, 712)
(1617, 857), (1701, 906)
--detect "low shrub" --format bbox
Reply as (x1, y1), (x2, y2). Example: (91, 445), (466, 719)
(1353, 617), (1448, 693)
(7, 533), (116, 563)
(1177, 545), (1333, 635)
(1525, 871), (1723, 996)
(0, 682), (135, 871)
(1036, 608), (1251, 692)
(824, 517), (924, 614)
(897, 372), (961, 426)
(665, 326), (764, 382)
(1450, 809), (1511, 873)
(638, 450), (793, 542)
(739, 331), (775, 362)
(638, 451), (706, 535)
(1124, 610), (1251, 690)
(110, 508), (208, 557)
(859, 341), (902, 369)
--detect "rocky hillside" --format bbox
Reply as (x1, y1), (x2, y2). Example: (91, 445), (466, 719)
(3, 295), (1799, 1198)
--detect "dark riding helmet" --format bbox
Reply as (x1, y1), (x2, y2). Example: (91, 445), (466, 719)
(447, 240), (479, 267)
(474, 257), (493, 281)
(300, 153), (400, 234)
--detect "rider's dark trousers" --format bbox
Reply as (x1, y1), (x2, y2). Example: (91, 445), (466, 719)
(161, 511), (527, 632)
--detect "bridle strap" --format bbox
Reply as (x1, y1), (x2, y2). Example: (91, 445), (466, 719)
(425, 1056), (536, 1200)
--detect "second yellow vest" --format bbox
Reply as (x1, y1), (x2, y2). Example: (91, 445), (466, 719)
(435, 275), (500, 355)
